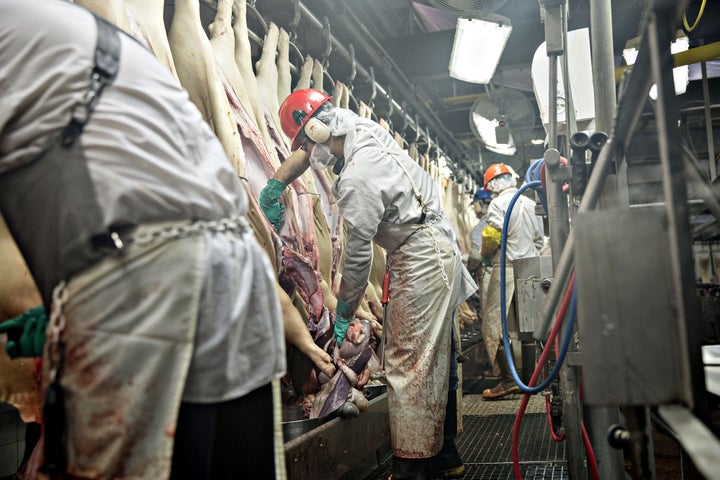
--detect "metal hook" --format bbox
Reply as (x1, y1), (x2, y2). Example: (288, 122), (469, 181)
(288, 0), (301, 37)
(321, 16), (333, 67)
(347, 91), (359, 112)
(386, 88), (394, 118)
(322, 70), (335, 94)
(347, 43), (357, 87)
(400, 108), (409, 132)
(288, 40), (304, 75)
(245, 0), (268, 35)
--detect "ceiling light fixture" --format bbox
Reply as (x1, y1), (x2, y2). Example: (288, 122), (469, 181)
(449, 16), (512, 84)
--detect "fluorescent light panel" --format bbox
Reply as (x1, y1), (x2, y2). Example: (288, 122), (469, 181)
(449, 17), (512, 84)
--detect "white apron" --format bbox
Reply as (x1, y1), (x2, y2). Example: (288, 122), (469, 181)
(481, 251), (515, 366)
(381, 224), (474, 458)
(48, 233), (205, 479)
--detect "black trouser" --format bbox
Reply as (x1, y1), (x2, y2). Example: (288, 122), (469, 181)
(170, 382), (275, 480)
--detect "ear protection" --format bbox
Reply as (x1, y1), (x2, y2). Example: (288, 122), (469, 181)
(304, 117), (331, 144)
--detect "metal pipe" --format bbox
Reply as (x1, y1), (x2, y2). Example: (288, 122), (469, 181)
(590, 0), (617, 135)
(560, 3), (577, 156)
(548, 58), (558, 151)
(701, 42), (717, 180)
(542, 4), (584, 478)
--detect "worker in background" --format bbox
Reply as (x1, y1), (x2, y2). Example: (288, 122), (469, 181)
(260, 88), (477, 479)
(0, 2), (285, 478)
(480, 163), (545, 400)
(466, 188), (499, 378)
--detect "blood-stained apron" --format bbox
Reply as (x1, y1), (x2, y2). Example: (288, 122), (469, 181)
(379, 223), (474, 458)
(481, 250), (515, 367)
(51, 232), (205, 479)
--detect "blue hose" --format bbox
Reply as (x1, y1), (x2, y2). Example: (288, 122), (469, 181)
(525, 159), (548, 213)
(525, 158), (544, 183)
(499, 181), (576, 394)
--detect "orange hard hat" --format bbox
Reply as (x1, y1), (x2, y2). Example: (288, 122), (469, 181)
(483, 163), (513, 191)
(278, 88), (332, 150)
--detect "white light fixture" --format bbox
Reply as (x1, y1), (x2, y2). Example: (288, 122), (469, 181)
(623, 34), (689, 99)
(449, 16), (512, 84)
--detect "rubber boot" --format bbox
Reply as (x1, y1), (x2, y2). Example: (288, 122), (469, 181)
(481, 346), (520, 400)
(427, 391), (465, 479)
(391, 456), (427, 480)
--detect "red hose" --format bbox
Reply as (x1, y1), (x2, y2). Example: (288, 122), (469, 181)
(545, 395), (567, 442)
(582, 419), (600, 480)
(510, 272), (599, 480)
(512, 274), (575, 479)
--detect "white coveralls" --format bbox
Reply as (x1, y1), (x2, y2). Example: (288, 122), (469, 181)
(0, 2), (285, 477)
(329, 110), (476, 458)
(482, 187), (545, 366)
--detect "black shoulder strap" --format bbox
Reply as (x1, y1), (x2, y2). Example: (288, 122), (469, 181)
(61, 15), (121, 147)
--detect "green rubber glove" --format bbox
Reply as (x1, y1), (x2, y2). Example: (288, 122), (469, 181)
(482, 257), (493, 267)
(334, 298), (353, 346)
(0, 305), (47, 359)
(259, 179), (286, 230)
(334, 314), (351, 346)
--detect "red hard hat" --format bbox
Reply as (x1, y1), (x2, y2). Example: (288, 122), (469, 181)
(278, 89), (332, 150)
(483, 163), (513, 191)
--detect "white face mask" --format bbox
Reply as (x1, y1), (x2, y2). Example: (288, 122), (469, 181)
(308, 142), (337, 171)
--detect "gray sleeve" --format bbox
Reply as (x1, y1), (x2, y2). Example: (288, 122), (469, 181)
(337, 229), (373, 315)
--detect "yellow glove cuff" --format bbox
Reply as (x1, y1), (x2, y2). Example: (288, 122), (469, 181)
(481, 225), (502, 252)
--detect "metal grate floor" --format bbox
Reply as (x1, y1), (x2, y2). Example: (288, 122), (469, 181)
(360, 394), (567, 479)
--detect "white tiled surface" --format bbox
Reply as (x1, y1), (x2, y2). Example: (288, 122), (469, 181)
(0, 404), (25, 476)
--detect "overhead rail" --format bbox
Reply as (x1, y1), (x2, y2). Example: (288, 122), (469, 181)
(292, 0), (478, 184)
(198, 0), (483, 188)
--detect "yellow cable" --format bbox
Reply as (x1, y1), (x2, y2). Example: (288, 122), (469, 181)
(683, 0), (707, 32)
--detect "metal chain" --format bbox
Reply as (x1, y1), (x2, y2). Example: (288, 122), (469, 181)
(44, 216), (249, 379)
(47, 281), (69, 382)
(128, 215), (249, 248)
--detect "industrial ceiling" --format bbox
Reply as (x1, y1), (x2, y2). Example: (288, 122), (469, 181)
(246, 0), (719, 184)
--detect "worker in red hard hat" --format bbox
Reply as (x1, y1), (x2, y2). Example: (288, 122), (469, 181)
(480, 163), (546, 400)
(260, 88), (477, 479)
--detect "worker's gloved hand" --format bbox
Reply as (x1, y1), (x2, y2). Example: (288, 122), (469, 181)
(334, 314), (351, 347)
(482, 257), (493, 267)
(259, 178), (287, 230)
(334, 297), (353, 346)
(0, 305), (47, 359)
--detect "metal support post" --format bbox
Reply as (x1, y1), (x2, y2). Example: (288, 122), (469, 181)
(542, 1), (582, 477)
(647, 6), (708, 417)
(700, 41), (717, 180)
(583, 1), (626, 478)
